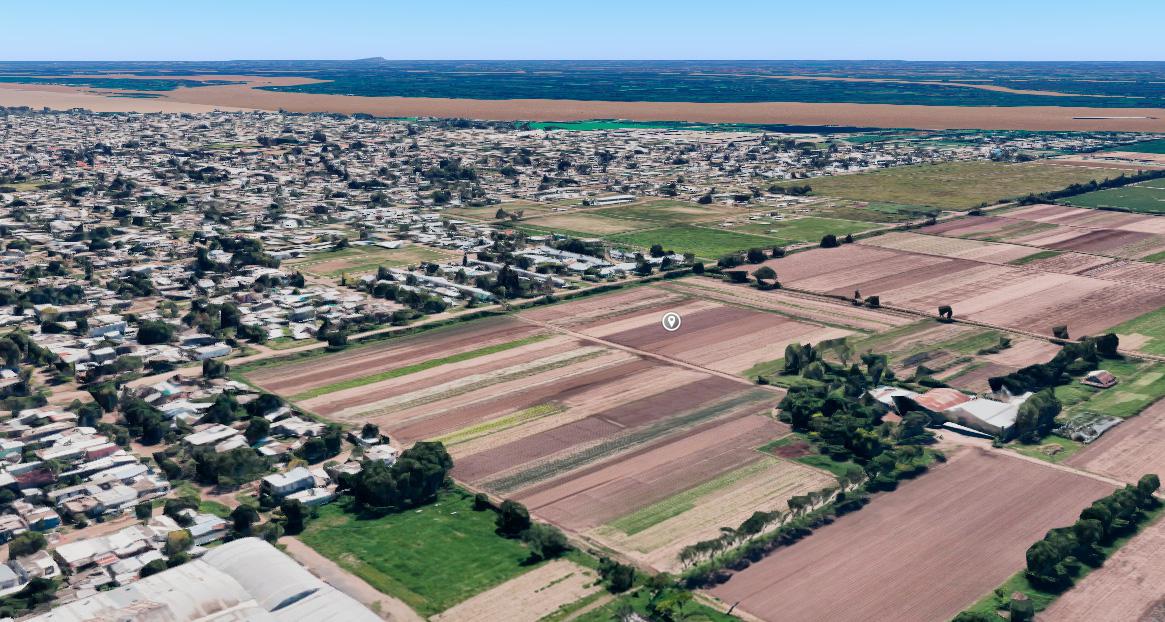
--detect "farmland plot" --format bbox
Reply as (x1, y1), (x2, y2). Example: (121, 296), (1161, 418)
(573, 298), (851, 375)
(1039, 516), (1165, 622)
(920, 205), (1165, 261)
(790, 161), (1105, 210)
(656, 278), (914, 332)
(860, 231), (1037, 264)
(523, 282), (859, 375)
(845, 321), (1044, 392)
(250, 298), (803, 566)
(590, 455), (835, 572)
(432, 560), (601, 622)
(520, 211), (648, 235)
(710, 448), (1113, 622)
(1065, 399), (1165, 484)
(742, 243), (1165, 339)
(245, 316), (542, 395)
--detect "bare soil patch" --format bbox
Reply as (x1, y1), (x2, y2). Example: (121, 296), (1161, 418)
(745, 244), (1165, 338)
(1039, 515), (1165, 622)
(710, 448), (1114, 622)
(246, 316), (538, 394)
(432, 560), (599, 622)
(1065, 398), (1165, 484)
(590, 456), (834, 572)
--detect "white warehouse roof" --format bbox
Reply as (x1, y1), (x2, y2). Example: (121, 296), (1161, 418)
(28, 538), (380, 622)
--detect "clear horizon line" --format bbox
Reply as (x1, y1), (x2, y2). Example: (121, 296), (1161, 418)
(1, 58), (1164, 64)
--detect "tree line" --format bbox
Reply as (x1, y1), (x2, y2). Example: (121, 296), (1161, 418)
(1017, 169), (1165, 206)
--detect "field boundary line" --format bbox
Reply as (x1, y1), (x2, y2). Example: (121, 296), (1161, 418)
(514, 314), (783, 392)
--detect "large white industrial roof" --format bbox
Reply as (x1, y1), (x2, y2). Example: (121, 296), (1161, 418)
(27, 538), (380, 622)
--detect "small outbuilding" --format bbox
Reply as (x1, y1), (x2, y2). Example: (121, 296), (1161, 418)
(1081, 370), (1118, 389)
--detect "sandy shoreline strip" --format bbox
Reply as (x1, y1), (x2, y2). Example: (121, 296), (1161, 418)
(2, 80), (1165, 131)
(0, 86), (251, 114)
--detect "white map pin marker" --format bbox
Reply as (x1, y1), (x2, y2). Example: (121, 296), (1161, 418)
(661, 312), (682, 332)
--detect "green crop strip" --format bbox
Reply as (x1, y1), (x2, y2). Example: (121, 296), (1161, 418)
(290, 334), (550, 401)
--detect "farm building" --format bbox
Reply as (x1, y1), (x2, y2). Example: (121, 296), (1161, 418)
(943, 395), (1030, 438)
(874, 386), (1031, 438)
(261, 467), (315, 498)
(1081, 369), (1118, 389)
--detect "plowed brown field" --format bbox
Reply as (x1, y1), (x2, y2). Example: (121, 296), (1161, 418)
(246, 316), (540, 394)
(740, 243), (1165, 338)
(711, 448), (1113, 622)
(1065, 399), (1165, 484)
(1039, 516), (1165, 622)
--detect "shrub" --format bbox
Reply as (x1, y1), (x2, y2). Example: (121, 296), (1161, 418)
(496, 499), (531, 536)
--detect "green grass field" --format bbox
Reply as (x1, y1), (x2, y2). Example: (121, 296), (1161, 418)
(198, 501), (231, 518)
(1010, 250), (1063, 265)
(1009, 435), (1083, 464)
(758, 434), (855, 478)
(819, 201), (939, 223)
(298, 491), (536, 617)
(1064, 182), (1165, 214)
(291, 244), (455, 277)
(607, 224), (782, 259)
(1053, 357), (1165, 420)
(728, 216), (877, 243)
(743, 356), (786, 379)
(777, 161), (1105, 210)
(594, 199), (733, 225)
(1108, 307), (1165, 356)
(1111, 139), (1165, 154)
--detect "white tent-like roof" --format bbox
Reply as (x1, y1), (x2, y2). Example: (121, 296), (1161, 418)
(28, 538), (380, 622)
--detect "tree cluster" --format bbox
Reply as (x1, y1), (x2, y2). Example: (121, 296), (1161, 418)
(494, 499), (569, 562)
(342, 441), (453, 514)
(988, 334), (1120, 396)
(1018, 169), (1165, 206)
(1025, 474), (1159, 592)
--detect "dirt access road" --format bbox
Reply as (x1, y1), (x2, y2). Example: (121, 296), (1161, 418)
(280, 536), (423, 622)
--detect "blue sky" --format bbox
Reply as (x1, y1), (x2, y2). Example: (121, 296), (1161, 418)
(4, 0), (1161, 61)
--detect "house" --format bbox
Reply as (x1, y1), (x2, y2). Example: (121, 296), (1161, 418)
(590, 194), (636, 206)
(1081, 369), (1118, 389)
(0, 564), (24, 597)
(184, 424), (241, 448)
(87, 314), (127, 338)
(289, 306), (316, 322)
(18, 504), (61, 531)
(272, 416), (325, 438)
(11, 550), (60, 582)
(0, 514), (27, 543)
(0, 439), (24, 460)
(364, 444), (398, 465)
(29, 538), (382, 622)
(286, 487), (336, 507)
(181, 510), (229, 546)
(192, 343), (232, 360)
(909, 388), (973, 414)
(260, 466), (315, 498)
